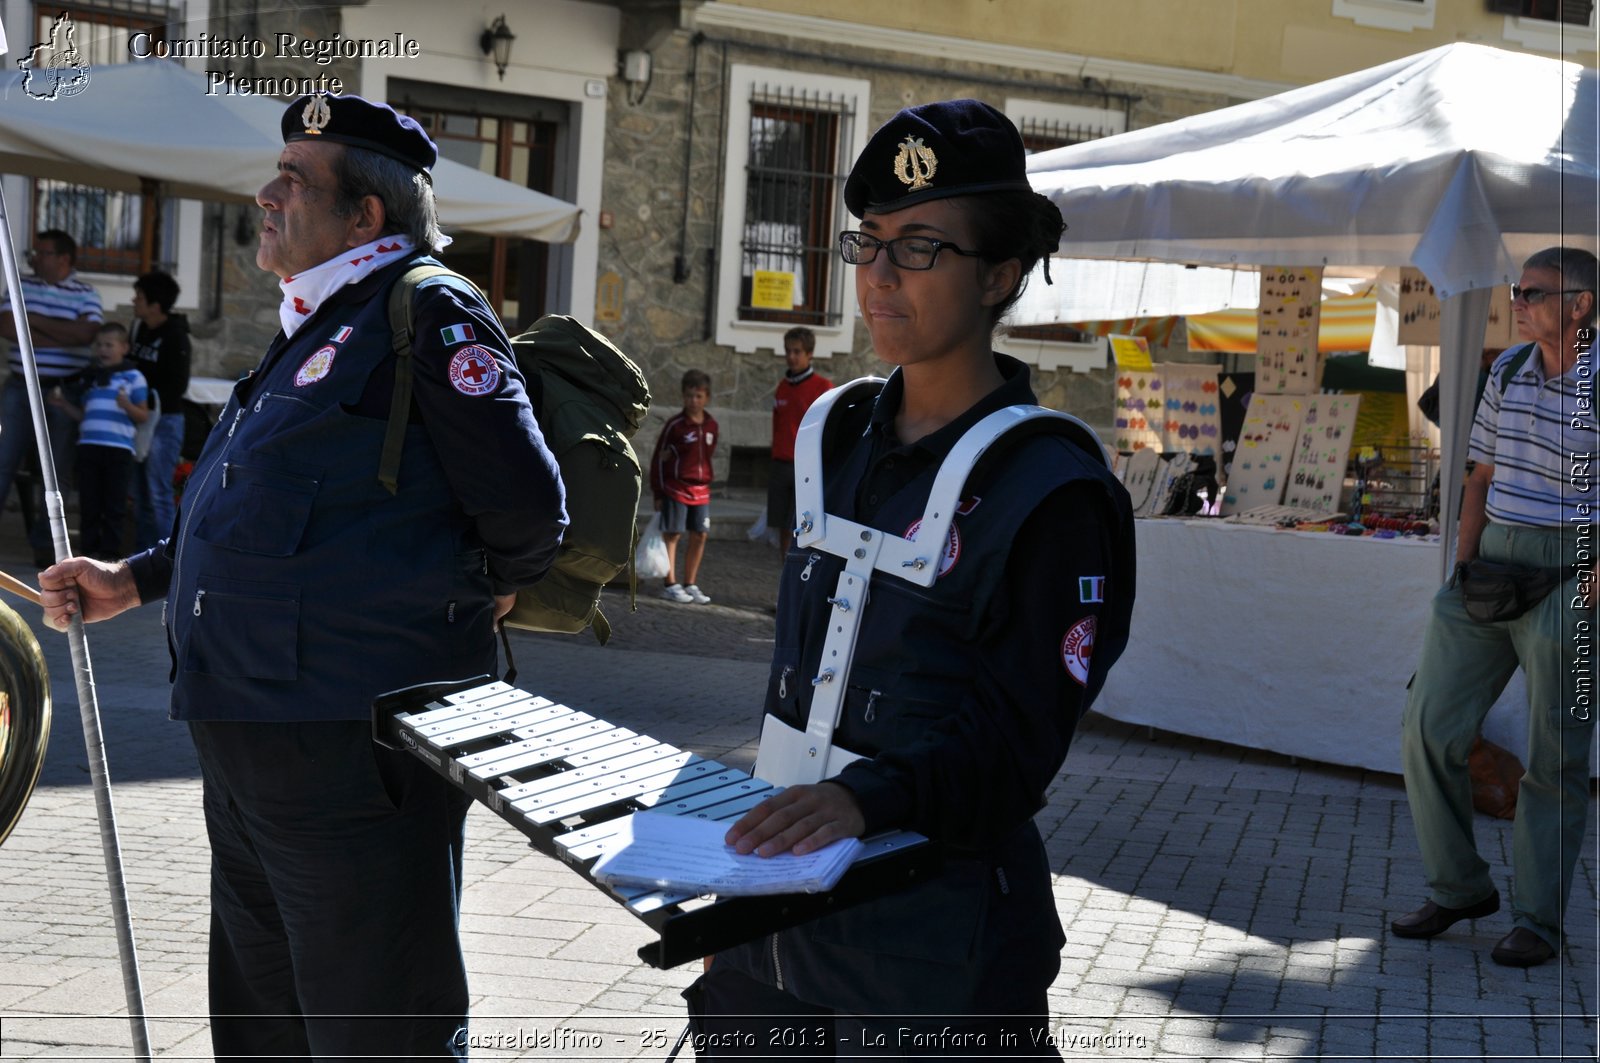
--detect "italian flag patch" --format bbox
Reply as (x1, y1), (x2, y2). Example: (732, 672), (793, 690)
(1078, 576), (1105, 603)
(440, 323), (476, 345)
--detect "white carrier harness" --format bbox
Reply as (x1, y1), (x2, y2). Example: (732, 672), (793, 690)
(753, 378), (1111, 786)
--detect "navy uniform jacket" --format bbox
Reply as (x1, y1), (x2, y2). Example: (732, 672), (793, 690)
(721, 355), (1136, 1015)
(127, 253), (567, 722)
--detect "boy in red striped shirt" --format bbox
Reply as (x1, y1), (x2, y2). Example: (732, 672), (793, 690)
(650, 369), (718, 603)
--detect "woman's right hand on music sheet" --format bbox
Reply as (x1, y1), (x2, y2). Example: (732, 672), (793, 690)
(725, 781), (865, 858)
(39, 558), (141, 631)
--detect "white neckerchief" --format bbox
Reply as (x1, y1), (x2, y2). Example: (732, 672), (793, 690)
(278, 235), (416, 338)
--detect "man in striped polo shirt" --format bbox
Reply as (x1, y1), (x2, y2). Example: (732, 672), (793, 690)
(1393, 247), (1597, 968)
(0, 229), (103, 565)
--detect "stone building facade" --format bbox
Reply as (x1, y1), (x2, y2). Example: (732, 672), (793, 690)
(4, 0), (1591, 491)
(595, 9), (1238, 484)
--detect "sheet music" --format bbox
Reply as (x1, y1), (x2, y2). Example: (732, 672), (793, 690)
(590, 811), (864, 896)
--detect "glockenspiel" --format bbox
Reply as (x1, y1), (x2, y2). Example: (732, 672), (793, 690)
(372, 676), (935, 969)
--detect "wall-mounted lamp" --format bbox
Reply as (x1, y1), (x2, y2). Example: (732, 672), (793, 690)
(622, 50), (652, 85)
(480, 15), (515, 81)
(620, 49), (652, 105)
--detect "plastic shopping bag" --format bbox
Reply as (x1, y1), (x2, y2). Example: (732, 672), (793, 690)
(635, 513), (670, 579)
(746, 503), (779, 548)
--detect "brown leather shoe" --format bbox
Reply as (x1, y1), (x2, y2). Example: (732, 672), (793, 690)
(1490, 927), (1556, 967)
(1389, 890), (1499, 938)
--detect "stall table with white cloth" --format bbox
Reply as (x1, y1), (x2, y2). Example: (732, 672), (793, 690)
(1089, 518), (1595, 776)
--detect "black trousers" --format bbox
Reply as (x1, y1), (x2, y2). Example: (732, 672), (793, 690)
(190, 720), (473, 1062)
(685, 963), (1061, 1060)
(75, 443), (131, 559)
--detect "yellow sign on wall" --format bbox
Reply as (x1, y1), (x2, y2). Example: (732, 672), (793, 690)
(1109, 334), (1152, 371)
(751, 270), (796, 310)
(595, 271), (623, 324)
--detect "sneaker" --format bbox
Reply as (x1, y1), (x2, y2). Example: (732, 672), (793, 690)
(684, 584), (712, 604)
(659, 583), (693, 603)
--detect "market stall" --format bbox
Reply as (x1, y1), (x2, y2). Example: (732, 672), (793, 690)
(1027, 43), (1597, 772)
(1093, 519), (1539, 774)
(1029, 42), (1598, 580)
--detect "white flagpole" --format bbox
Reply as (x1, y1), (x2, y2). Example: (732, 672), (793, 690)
(0, 188), (153, 1060)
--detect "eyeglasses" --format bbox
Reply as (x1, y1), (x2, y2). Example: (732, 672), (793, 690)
(1511, 284), (1588, 306)
(24, 248), (61, 261)
(838, 231), (982, 271)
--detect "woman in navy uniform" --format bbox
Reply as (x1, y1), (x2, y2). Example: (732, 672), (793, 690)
(686, 100), (1136, 1057)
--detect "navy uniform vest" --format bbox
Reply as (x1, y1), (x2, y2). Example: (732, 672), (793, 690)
(166, 257), (498, 722)
(767, 399), (1125, 762)
(725, 379), (1133, 1015)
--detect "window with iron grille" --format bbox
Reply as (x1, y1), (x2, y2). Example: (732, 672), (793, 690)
(1494, 0), (1597, 49)
(1003, 101), (1124, 354)
(717, 66), (870, 359)
(739, 99), (845, 327)
(1488, 0), (1593, 23)
(1331, 0), (1436, 31)
(29, 1), (177, 275)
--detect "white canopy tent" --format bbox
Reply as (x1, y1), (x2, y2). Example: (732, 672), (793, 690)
(0, 60), (581, 244)
(1028, 41), (1599, 578)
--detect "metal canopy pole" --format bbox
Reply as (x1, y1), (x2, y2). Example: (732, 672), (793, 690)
(0, 184), (152, 1061)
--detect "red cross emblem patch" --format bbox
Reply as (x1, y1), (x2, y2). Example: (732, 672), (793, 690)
(903, 518), (961, 578)
(1061, 616), (1097, 687)
(448, 345), (501, 396)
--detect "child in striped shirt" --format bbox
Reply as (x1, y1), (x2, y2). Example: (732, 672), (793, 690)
(48, 323), (149, 559)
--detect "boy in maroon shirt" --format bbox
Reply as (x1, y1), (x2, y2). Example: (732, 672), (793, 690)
(650, 369), (718, 603)
(769, 327), (831, 553)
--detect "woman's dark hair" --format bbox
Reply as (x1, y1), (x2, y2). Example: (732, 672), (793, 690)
(955, 190), (1066, 326)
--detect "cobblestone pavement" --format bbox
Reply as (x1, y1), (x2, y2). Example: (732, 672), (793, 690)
(0, 502), (1593, 1060)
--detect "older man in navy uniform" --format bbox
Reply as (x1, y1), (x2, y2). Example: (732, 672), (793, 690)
(41, 95), (567, 1059)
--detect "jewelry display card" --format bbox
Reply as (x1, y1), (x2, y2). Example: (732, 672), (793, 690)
(1160, 364), (1222, 455)
(1221, 393), (1304, 516)
(1398, 267), (1442, 346)
(1283, 394), (1362, 513)
(1113, 370), (1166, 453)
(1257, 266), (1323, 394)
(1120, 447), (1165, 516)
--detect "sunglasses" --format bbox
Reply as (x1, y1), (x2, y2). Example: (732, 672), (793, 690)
(1510, 284), (1588, 306)
(838, 231), (982, 271)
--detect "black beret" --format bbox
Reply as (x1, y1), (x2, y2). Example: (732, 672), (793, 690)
(282, 93), (437, 175)
(843, 99), (1033, 218)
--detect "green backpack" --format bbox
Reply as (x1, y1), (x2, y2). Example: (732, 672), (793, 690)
(381, 266), (652, 644)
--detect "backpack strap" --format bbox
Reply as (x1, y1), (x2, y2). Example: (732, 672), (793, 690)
(1496, 343), (1538, 394)
(379, 264), (488, 494)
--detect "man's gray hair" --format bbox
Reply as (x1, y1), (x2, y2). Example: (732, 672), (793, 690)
(1524, 246), (1598, 326)
(330, 144), (446, 254)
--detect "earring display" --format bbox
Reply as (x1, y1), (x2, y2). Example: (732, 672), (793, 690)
(1160, 364), (1222, 456)
(1112, 370), (1166, 454)
(1283, 394), (1362, 512)
(1256, 266), (1323, 395)
(1220, 393), (1304, 516)
(1119, 447), (1164, 515)
(1115, 364), (1222, 455)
